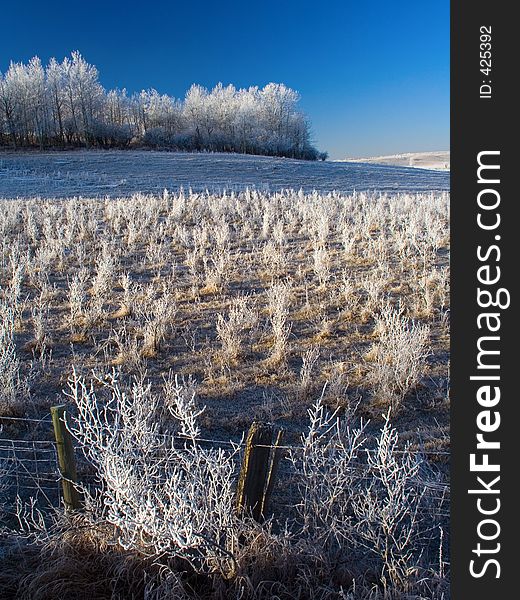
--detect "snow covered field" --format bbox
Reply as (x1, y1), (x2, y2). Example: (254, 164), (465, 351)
(0, 150), (449, 199)
(339, 151), (450, 171)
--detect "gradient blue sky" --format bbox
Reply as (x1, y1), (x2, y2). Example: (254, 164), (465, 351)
(0, 0), (449, 159)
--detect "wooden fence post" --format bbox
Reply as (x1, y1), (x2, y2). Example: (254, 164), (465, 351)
(236, 421), (284, 521)
(260, 427), (285, 519)
(51, 405), (81, 510)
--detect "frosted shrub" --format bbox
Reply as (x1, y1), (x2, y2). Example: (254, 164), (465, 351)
(140, 294), (176, 357)
(185, 248), (200, 283)
(414, 267), (450, 318)
(91, 246), (116, 301)
(272, 219), (286, 247)
(261, 205), (275, 239)
(352, 413), (424, 588)
(0, 303), (26, 411)
(299, 345), (320, 401)
(9, 262), (25, 309)
(216, 296), (257, 363)
(23, 205), (39, 244)
(414, 272), (437, 317)
(66, 369), (240, 574)
(436, 266), (450, 310)
(289, 391), (368, 554)
(126, 218), (141, 248)
(368, 304), (430, 411)
(6, 259), (27, 327)
(291, 394), (426, 590)
(340, 271), (360, 315)
(262, 240), (286, 276)
(214, 221), (231, 251)
(266, 282), (292, 365)
(313, 246), (331, 288)
(30, 298), (49, 351)
(146, 238), (168, 268)
(68, 268), (89, 327)
(314, 212), (331, 248)
(202, 254), (227, 293)
(341, 225), (357, 257)
(362, 271), (387, 312)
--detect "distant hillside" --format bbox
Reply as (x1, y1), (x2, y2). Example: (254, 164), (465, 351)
(338, 151), (450, 171)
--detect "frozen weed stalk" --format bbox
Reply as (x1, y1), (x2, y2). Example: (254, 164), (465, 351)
(313, 245), (331, 289)
(30, 296), (49, 352)
(68, 268), (89, 328)
(216, 296), (257, 364)
(139, 293), (176, 357)
(352, 411), (425, 589)
(91, 243), (117, 303)
(299, 345), (320, 401)
(0, 303), (23, 410)
(266, 281), (292, 366)
(368, 303), (431, 412)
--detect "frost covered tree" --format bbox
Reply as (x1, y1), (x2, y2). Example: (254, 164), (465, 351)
(0, 52), (324, 159)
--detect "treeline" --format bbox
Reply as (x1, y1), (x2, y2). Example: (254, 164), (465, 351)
(0, 52), (326, 160)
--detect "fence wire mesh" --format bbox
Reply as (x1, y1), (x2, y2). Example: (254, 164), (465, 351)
(1, 413), (450, 521)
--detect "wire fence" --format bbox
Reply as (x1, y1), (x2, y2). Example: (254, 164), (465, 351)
(0, 438), (61, 513)
(1, 412), (451, 520)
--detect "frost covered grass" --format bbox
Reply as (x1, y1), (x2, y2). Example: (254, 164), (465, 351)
(0, 186), (450, 598)
(0, 150), (450, 199)
(1, 384), (449, 598)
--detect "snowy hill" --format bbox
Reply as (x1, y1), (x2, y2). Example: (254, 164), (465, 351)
(338, 151), (450, 171)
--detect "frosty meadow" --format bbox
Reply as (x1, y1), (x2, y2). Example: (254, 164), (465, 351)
(0, 177), (450, 598)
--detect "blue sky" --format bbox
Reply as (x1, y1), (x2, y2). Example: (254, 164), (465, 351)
(0, 0), (449, 159)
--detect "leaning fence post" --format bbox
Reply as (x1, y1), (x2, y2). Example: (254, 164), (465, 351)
(236, 421), (284, 521)
(260, 427), (285, 518)
(51, 404), (81, 510)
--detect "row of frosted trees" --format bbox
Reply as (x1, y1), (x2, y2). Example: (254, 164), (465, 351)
(0, 52), (325, 160)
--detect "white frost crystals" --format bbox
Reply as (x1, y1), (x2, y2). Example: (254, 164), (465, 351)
(65, 369), (240, 572)
(0, 301), (27, 411)
(64, 370), (434, 589)
(290, 394), (428, 589)
(367, 303), (431, 411)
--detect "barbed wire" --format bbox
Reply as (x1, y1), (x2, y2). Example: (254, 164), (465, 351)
(1, 443), (450, 500)
(2, 412), (451, 455)
(1, 430), (451, 455)
(1, 414), (451, 508)
(0, 414), (53, 424)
